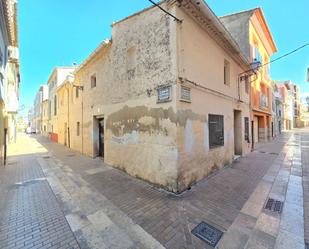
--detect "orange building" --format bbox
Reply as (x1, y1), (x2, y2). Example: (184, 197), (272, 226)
(221, 8), (277, 144)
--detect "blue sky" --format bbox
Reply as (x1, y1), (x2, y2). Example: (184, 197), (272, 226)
(18, 0), (309, 115)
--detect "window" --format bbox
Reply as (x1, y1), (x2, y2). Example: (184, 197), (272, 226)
(44, 125), (46, 132)
(244, 117), (250, 142)
(209, 114), (224, 148)
(224, 60), (230, 85)
(91, 74), (96, 88)
(54, 95), (57, 116)
(77, 122), (80, 136)
(180, 86), (191, 102)
(127, 46), (136, 71)
(75, 87), (79, 98)
(157, 85), (172, 103)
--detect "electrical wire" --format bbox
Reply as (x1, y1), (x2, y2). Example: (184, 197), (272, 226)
(241, 42), (309, 75)
(147, 0), (182, 23)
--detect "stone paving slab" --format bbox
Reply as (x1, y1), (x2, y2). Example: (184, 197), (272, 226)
(33, 131), (292, 249)
(0, 136), (80, 249)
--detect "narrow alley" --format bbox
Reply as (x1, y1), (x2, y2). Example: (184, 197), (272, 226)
(0, 129), (307, 249)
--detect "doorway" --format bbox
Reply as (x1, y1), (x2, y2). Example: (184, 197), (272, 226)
(64, 122), (67, 146)
(93, 117), (104, 159)
(234, 110), (242, 156)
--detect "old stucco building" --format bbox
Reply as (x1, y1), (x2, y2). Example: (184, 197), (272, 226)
(56, 0), (253, 193)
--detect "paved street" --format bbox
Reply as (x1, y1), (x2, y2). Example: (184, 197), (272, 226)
(0, 129), (307, 249)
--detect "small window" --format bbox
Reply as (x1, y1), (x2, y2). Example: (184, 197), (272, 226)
(180, 86), (191, 102)
(91, 74), (96, 88)
(157, 85), (172, 103)
(77, 122), (80, 136)
(209, 114), (224, 149)
(75, 87), (79, 98)
(224, 60), (230, 85)
(44, 125), (46, 132)
(244, 117), (250, 142)
(127, 46), (136, 71)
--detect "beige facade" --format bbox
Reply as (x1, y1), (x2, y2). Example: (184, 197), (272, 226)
(0, 0), (19, 164)
(55, 0), (252, 193)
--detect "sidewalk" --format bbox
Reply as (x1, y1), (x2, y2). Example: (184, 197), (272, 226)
(0, 130), (306, 249)
(0, 135), (80, 249)
(33, 129), (301, 249)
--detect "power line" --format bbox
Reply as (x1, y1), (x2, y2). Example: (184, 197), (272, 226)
(262, 42), (309, 68)
(241, 42), (309, 75)
(147, 0), (182, 23)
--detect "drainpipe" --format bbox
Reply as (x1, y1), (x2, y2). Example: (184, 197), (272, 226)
(3, 128), (7, 166)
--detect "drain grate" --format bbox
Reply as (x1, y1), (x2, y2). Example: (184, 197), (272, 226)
(67, 154), (75, 157)
(269, 152), (279, 155)
(264, 198), (283, 213)
(43, 156), (50, 159)
(191, 222), (223, 247)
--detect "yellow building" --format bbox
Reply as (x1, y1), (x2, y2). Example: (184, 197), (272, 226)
(220, 8), (277, 144)
(0, 0), (19, 164)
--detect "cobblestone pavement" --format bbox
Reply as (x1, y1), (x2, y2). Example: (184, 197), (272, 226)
(0, 135), (80, 249)
(1, 129), (307, 249)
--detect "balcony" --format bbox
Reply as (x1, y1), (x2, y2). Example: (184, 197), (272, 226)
(260, 93), (268, 109)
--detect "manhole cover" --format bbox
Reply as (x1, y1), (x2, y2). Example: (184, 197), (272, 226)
(264, 198), (283, 213)
(67, 154), (75, 157)
(43, 156), (50, 159)
(191, 222), (223, 247)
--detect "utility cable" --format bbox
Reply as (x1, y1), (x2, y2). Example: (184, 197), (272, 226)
(147, 0), (182, 23)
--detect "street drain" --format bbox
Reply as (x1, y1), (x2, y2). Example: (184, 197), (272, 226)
(7, 161), (17, 165)
(264, 198), (283, 213)
(191, 222), (223, 247)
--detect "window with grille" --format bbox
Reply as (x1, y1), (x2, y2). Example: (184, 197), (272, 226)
(157, 85), (172, 103)
(91, 74), (96, 88)
(209, 114), (224, 148)
(180, 86), (191, 102)
(244, 117), (250, 142)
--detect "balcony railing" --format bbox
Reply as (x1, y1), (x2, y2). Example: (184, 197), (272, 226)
(260, 93), (268, 109)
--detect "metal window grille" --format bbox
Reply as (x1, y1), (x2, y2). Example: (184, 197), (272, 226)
(157, 85), (172, 103)
(244, 117), (249, 142)
(180, 86), (191, 102)
(209, 114), (224, 148)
